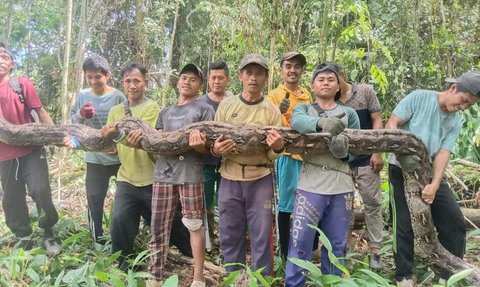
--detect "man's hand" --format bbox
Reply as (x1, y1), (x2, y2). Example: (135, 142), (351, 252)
(63, 132), (80, 149)
(79, 102), (95, 119)
(267, 129), (284, 153)
(100, 123), (120, 138)
(212, 134), (236, 156)
(370, 153), (384, 173)
(475, 192), (480, 205)
(317, 112), (346, 136)
(189, 129), (207, 153)
(328, 135), (349, 159)
(126, 130), (143, 148)
(279, 92), (290, 114)
(422, 183), (439, 204)
(397, 154), (421, 172)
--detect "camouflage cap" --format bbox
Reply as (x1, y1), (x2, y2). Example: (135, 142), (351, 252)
(280, 51), (307, 66)
(180, 63), (204, 83)
(239, 53), (269, 71)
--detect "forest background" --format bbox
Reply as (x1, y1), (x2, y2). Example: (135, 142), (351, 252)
(0, 0), (480, 286)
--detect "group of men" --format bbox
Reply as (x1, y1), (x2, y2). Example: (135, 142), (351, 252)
(1, 39), (480, 287)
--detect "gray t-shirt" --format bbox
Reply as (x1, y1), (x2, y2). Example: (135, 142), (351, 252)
(154, 99), (215, 184)
(70, 88), (126, 165)
(292, 103), (360, 195)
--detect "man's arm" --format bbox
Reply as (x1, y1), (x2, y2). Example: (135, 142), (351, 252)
(35, 107), (54, 124)
(422, 149), (450, 204)
(385, 114), (406, 130)
(370, 111), (384, 172)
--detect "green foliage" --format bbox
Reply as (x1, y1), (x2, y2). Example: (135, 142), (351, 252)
(289, 224), (396, 286)
(221, 263), (281, 286)
(455, 105), (480, 163)
(0, 214), (153, 286)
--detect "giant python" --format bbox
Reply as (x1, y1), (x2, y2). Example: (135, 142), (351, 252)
(0, 117), (479, 283)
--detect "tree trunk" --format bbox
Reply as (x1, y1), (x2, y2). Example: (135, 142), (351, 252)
(3, 1), (14, 44)
(134, 0), (145, 64)
(61, 0), (74, 124)
(0, 118), (479, 284)
(163, 0), (181, 107)
(71, 0), (88, 102)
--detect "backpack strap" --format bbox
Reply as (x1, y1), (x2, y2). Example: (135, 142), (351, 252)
(8, 76), (25, 103)
(311, 103), (328, 118)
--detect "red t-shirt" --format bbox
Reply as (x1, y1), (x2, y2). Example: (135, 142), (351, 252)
(0, 76), (43, 161)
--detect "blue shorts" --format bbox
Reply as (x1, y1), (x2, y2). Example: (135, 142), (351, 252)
(276, 156), (302, 213)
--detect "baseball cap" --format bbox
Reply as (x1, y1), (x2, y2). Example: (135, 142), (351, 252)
(179, 63), (204, 83)
(312, 62), (340, 82)
(280, 51), (307, 66)
(0, 42), (14, 61)
(312, 62), (342, 101)
(239, 53), (269, 71)
(446, 71), (480, 97)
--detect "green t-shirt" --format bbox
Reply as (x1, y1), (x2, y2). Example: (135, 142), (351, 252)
(107, 99), (160, 186)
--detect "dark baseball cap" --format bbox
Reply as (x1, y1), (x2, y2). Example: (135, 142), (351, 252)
(312, 62), (340, 82)
(0, 42), (14, 61)
(239, 53), (269, 71)
(446, 71), (480, 97)
(180, 63), (204, 83)
(312, 62), (342, 101)
(280, 51), (307, 66)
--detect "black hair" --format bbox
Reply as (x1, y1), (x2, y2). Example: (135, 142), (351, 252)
(121, 63), (148, 79)
(83, 55), (110, 75)
(209, 60), (229, 76)
(454, 83), (479, 97)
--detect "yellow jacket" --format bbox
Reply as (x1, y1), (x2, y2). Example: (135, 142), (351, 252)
(267, 84), (311, 161)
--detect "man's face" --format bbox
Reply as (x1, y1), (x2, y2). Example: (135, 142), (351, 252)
(280, 58), (304, 85)
(208, 69), (230, 94)
(239, 64), (268, 95)
(311, 71), (339, 99)
(177, 71), (202, 98)
(85, 69), (110, 94)
(0, 50), (14, 76)
(122, 68), (147, 102)
(445, 85), (479, 112)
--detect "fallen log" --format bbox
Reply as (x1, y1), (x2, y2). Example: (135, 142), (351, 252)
(1, 117), (479, 284)
(352, 208), (480, 230)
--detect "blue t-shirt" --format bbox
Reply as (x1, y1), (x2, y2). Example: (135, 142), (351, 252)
(390, 90), (462, 162)
(70, 87), (126, 165)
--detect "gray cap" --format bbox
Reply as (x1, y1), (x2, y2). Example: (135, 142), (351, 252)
(180, 63), (204, 83)
(239, 53), (269, 71)
(0, 42), (14, 61)
(312, 62), (342, 101)
(446, 71), (480, 97)
(281, 51), (307, 66)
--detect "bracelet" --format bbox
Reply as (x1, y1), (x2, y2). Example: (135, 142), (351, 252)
(210, 146), (221, 157)
(113, 130), (126, 143)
